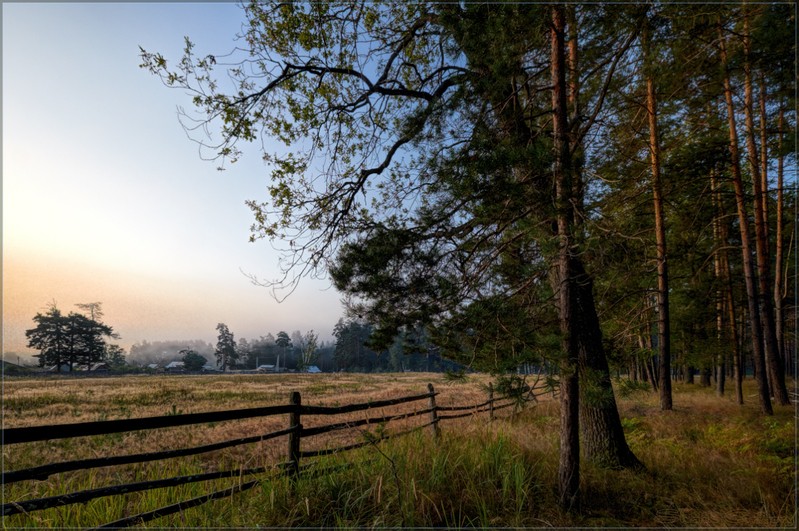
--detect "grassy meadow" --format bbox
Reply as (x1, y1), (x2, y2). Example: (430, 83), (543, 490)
(2, 373), (796, 528)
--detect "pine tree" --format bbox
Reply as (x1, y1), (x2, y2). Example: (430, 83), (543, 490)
(215, 323), (238, 372)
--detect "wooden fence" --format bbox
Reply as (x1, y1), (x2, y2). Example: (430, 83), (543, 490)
(1, 382), (537, 528)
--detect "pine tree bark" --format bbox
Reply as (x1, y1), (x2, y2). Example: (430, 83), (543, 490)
(564, 5), (643, 471)
(575, 259), (643, 469)
(758, 75), (770, 245)
(718, 22), (772, 415)
(774, 107), (786, 362)
(552, 5), (580, 511)
(642, 20), (672, 411)
(742, 12), (789, 405)
(711, 170), (742, 402)
(712, 172), (726, 397)
(728, 286), (743, 405)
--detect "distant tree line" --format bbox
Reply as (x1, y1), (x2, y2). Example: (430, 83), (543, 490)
(131, 321), (463, 374)
(24, 305), (465, 375)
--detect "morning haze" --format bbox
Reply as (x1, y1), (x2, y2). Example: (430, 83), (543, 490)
(3, 3), (344, 357)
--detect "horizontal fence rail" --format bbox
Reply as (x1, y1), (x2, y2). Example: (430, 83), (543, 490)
(2, 426), (297, 484)
(3, 465), (272, 516)
(1, 404), (296, 445)
(3, 381), (538, 528)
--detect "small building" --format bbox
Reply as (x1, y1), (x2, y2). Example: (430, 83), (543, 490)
(146, 363), (165, 373)
(164, 361), (185, 373)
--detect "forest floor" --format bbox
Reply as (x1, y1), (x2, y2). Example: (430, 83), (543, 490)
(2, 372), (795, 528)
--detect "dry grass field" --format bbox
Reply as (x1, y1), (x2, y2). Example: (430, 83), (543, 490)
(2, 372), (795, 528)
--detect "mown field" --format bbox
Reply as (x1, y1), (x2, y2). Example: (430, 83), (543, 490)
(2, 373), (795, 528)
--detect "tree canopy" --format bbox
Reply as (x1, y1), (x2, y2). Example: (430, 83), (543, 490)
(26, 302), (117, 371)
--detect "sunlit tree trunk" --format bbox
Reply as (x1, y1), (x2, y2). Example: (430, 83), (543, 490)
(742, 11), (789, 406)
(718, 22), (772, 415)
(642, 20), (672, 411)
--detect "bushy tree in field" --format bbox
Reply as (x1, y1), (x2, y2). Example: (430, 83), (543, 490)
(139, 1), (646, 506)
(181, 349), (208, 371)
(26, 304), (69, 370)
(26, 302), (116, 371)
(215, 323), (238, 371)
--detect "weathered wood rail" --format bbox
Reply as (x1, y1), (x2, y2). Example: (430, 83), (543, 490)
(1, 382), (537, 527)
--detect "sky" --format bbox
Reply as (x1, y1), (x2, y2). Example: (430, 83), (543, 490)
(3, 2), (346, 358)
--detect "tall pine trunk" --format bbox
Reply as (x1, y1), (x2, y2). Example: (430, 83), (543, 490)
(728, 286), (744, 405)
(712, 172), (726, 397)
(742, 11), (789, 405)
(774, 107), (786, 363)
(713, 169), (744, 404)
(564, 5), (643, 471)
(718, 22), (772, 415)
(642, 20), (672, 411)
(552, 5), (580, 510)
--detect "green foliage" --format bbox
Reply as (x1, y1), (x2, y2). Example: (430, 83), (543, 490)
(104, 344), (127, 367)
(615, 377), (652, 399)
(491, 374), (531, 410)
(139, 4), (797, 509)
(442, 369), (468, 383)
(214, 323), (238, 371)
(180, 349), (208, 371)
(580, 367), (617, 408)
(139, 0), (798, 391)
(26, 302), (116, 371)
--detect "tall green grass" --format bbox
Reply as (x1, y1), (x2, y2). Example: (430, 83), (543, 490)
(3, 379), (795, 528)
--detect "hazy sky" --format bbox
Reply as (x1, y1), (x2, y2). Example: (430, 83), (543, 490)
(3, 2), (345, 356)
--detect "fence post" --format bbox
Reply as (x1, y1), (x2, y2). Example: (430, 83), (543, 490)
(288, 391), (302, 479)
(427, 383), (440, 441)
(488, 382), (494, 422)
